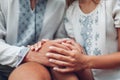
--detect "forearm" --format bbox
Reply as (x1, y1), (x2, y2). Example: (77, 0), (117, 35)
(86, 52), (120, 69)
(0, 44), (29, 67)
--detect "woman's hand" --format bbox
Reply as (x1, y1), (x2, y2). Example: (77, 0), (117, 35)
(46, 40), (89, 73)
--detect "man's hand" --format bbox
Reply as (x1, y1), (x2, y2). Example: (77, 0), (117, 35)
(29, 38), (70, 51)
(29, 39), (49, 51)
(24, 40), (69, 67)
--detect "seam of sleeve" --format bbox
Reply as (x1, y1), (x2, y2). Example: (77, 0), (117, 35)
(15, 47), (30, 67)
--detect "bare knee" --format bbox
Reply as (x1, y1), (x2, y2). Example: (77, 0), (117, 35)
(51, 70), (78, 80)
(9, 62), (51, 80)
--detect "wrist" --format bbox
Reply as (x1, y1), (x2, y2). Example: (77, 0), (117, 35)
(82, 55), (93, 69)
(23, 49), (33, 62)
(84, 55), (100, 69)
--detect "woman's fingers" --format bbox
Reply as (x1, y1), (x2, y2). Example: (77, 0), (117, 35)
(53, 67), (74, 73)
(46, 52), (75, 63)
(52, 42), (70, 50)
(61, 42), (75, 50)
(66, 40), (84, 54)
(49, 46), (72, 56)
(53, 38), (70, 43)
(48, 59), (74, 67)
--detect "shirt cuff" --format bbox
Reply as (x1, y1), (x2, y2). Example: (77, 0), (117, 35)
(15, 47), (30, 67)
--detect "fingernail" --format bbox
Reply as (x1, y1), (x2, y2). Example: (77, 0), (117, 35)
(66, 38), (70, 40)
(42, 39), (49, 41)
(31, 46), (34, 50)
(46, 53), (50, 56)
(35, 48), (38, 51)
(27, 45), (30, 47)
(49, 46), (53, 49)
(38, 45), (41, 48)
(53, 67), (58, 70)
(49, 59), (53, 62)
(62, 42), (65, 45)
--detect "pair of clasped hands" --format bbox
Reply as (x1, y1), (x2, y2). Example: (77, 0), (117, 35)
(26, 38), (88, 73)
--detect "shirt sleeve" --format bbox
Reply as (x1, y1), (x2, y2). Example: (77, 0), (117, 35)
(54, 1), (68, 39)
(64, 5), (75, 38)
(113, 0), (120, 28)
(15, 47), (30, 67)
(55, 21), (68, 39)
(0, 2), (29, 67)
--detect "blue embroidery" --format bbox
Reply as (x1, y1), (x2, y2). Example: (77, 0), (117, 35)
(79, 11), (101, 55)
(95, 33), (99, 41)
(95, 11), (99, 23)
(17, 0), (48, 46)
(93, 48), (101, 56)
(80, 16), (93, 54)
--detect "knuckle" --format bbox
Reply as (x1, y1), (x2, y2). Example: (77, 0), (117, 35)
(73, 63), (77, 67)
(77, 44), (81, 47)
(51, 43), (56, 46)
(71, 53), (76, 58)
(67, 63), (73, 67)
(70, 63), (75, 67)
(60, 62), (67, 66)
(60, 70), (65, 73)
(60, 49), (65, 53)
(50, 54), (54, 57)
(61, 63), (65, 66)
(74, 49), (79, 54)
(71, 59), (76, 63)
(58, 55), (62, 59)
(72, 68), (75, 71)
(53, 60), (57, 63)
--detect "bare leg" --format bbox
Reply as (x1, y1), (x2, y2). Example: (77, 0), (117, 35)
(51, 70), (78, 80)
(8, 62), (51, 80)
(76, 69), (94, 80)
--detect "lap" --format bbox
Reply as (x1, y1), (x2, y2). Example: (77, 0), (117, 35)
(0, 64), (14, 80)
(9, 62), (51, 80)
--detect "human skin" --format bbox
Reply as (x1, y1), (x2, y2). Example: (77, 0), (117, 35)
(44, 0), (120, 73)
(9, 41), (60, 80)
(30, 39), (94, 80)
(45, 0), (120, 72)
(9, 40), (75, 80)
(9, 0), (94, 79)
(8, 0), (72, 80)
(46, 28), (120, 73)
(24, 40), (70, 67)
(9, 62), (51, 80)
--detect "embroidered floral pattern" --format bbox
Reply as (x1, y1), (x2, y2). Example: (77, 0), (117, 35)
(17, 0), (48, 46)
(79, 11), (101, 55)
(93, 48), (101, 55)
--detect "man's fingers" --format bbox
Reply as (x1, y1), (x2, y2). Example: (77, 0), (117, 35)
(30, 45), (35, 51)
(41, 39), (49, 45)
(53, 67), (74, 73)
(34, 43), (41, 51)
